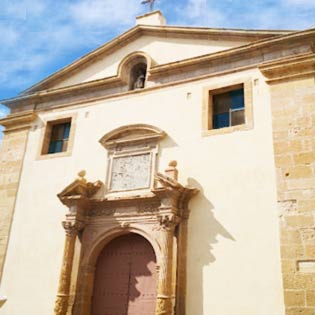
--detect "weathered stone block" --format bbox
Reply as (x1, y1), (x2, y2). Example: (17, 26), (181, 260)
(284, 290), (305, 307)
(286, 166), (313, 179)
(285, 215), (314, 228)
(301, 229), (315, 244)
(281, 245), (304, 259)
(305, 246), (315, 258)
(294, 152), (315, 165)
(306, 290), (315, 306)
(286, 307), (315, 315)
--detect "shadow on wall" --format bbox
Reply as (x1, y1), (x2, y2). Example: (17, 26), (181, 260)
(186, 178), (235, 315)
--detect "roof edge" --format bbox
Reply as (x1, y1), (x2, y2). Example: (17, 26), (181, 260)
(20, 24), (294, 95)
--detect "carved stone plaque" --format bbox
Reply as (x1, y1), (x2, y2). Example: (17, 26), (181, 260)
(110, 153), (151, 191)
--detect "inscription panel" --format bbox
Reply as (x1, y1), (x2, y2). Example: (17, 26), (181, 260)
(110, 153), (151, 191)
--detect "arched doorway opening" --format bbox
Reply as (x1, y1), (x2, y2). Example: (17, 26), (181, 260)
(91, 233), (157, 315)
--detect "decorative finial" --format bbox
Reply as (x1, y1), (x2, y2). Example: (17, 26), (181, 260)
(165, 160), (178, 181)
(169, 160), (177, 167)
(78, 170), (86, 182)
(141, 0), (155, 12)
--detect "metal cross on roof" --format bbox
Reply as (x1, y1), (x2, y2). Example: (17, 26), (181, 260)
(141, 0), (155, 12)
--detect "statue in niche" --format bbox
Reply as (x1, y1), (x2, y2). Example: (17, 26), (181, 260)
(133, 69), (146, 89)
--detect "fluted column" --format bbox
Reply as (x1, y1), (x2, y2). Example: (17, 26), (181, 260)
(54, 221), (83, 315)
(156, 215), (179, 315)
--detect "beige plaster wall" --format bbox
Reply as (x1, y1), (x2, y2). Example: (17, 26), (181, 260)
(52, 35), (249, 89)
(0, 68), (285, 315)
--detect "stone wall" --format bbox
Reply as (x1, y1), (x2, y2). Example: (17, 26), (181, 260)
(270, 75), (315, 315)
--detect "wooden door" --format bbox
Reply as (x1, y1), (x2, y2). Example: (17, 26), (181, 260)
(91, 233), (157, 315)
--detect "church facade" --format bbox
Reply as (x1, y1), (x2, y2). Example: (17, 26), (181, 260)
(0, 11), (314, 315)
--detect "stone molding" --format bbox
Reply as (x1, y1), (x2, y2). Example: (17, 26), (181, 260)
(100, 124), (166, 195)
(0, 111), (37, 132)
(20, 25), (288, 95)
(99, 123), (165, 150)
(259, 52), (315, 83)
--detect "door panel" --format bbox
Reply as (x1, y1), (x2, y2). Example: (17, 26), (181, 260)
(91, 234), (157, 315)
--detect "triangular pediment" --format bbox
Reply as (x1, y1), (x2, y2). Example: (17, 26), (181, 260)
(21, 24), (290, 94)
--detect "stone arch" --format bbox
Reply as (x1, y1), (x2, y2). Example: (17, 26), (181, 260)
(99, 123), (165, 149)
(82, 225), (162, 268)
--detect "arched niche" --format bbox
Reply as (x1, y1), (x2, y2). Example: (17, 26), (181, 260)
(117, 52), (154, 91)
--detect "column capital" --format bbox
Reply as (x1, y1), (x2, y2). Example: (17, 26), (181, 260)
(157, 214), (180, 231)
(62, 220), (85, 235)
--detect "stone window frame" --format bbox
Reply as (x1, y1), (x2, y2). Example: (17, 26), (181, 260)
(106, 147), (157, 194)
(36, 113), (77, 160)
(99, 124), (165, 197)
(202, 79), (253, 136)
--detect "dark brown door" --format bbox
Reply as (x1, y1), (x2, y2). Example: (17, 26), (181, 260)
(91, 233), (157, 315)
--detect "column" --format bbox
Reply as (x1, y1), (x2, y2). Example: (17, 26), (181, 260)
(156, 215), (178, 315)
(175, 213), (189, 315)
(54, 221), (82, 315)
(72, 265), (95, 315)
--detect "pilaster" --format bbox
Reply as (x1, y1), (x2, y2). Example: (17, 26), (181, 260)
(0, 111), (37, 281)
(261, 55), (315, 315)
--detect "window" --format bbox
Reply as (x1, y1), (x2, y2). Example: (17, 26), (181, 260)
(47, 122), (71, 154)
(212, 85), (245, 129)
(212, 88), (245, 129)
(202, 81), (253, 136)
(40, 118), (73, 156)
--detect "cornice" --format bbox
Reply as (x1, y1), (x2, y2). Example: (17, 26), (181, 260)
(0, 111), (37, 132)
(1, 29), (314, 112)
(150, 29), (315, 77)
(259, 53), (315, 83)
(20, 25), (290, 94)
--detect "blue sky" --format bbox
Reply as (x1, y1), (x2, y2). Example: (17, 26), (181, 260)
(0, 0), (315, 138)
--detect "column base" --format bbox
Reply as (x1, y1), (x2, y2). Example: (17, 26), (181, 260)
(156, 295), (173, 315)
(54, 294), (69, 315)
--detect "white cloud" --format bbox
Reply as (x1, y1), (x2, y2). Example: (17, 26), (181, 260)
(173, 0), (315, 30)
(68, 0), (142, 29)
(0, 0), (145, 93)
(284, 0), (315, 6)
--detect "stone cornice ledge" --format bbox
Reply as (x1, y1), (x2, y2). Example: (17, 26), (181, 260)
(0, 111), (37, 132)
(149, 29), (315, 77)
(259, 53), (315, 83)
(22, 25), (289, 94)
(1, 29), (314, 112)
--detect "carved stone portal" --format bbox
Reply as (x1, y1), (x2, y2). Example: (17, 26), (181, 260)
(54, 125), (198, 315)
